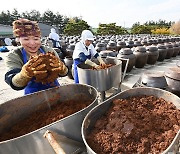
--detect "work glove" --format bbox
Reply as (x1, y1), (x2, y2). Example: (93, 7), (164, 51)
(97, 56), (106, 67)
(85, 59), (101, 69)
(12, 56), (47, 87)
(48, 53), (68, 76)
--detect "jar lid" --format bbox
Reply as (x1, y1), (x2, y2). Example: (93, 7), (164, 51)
(134, 46), (146, 52)
(165, 67), (180, 80)
(119, 48), (133, 55)
(164, 43), (173, 48)
(146, 46), (158, 52)
(140, 71), (167, 88)
(157, 44), (166, 49)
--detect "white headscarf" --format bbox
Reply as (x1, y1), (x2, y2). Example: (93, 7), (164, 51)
(50, 28), (56, 33)
(81, 30), (94, 43)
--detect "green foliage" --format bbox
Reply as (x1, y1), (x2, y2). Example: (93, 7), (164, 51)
(131, 24), (152, 34)
(0, 9), (78, 34)
(151, 28), (170, 34)
(97, 23), (128, 35)
(131, 20), (173, 34)
(63, 19), (90, 36)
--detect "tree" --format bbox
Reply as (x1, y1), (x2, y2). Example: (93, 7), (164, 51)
(170, 21), (180, 35)
(41, 10), (56, 25)
(11, 9), (21, 21)
(97, 23), (128, 35)
(63, 19), (90, 36)
(0, 10), (12, 25)
(151, 28), (170, 34)
(131, 24), (151, 34)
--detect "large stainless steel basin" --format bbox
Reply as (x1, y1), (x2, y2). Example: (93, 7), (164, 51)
(82, 87), (180, 154)
(77, 57), (122, 92)
(0, 84), (98, 154)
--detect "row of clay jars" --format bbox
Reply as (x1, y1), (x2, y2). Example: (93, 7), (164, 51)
(117, 46), (159, 72)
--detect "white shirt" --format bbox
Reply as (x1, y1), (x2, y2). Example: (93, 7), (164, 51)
(49, 29), (61, 47)
(73, 41), (97, 60)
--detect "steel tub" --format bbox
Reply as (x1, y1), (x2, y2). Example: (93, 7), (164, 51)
(77, 57), (122, 92)
(0, 84), (98, 154)
(82, 87), (180, 154)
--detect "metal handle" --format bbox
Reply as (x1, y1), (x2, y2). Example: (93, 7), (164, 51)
(117, 57), (129, 84)
(44, 130), (66, 154)
(44, 130), (86, 154)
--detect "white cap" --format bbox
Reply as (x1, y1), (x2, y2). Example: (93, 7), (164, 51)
(81, 30), (94, 42)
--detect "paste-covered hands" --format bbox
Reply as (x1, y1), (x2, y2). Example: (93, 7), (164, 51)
(97, 56), (106, 67)
(12, 57), (47, 87)
(48, 53), (68, 76)
(28, 56), (47, 77)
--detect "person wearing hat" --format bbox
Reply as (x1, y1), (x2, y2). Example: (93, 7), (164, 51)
(73, 30), (106, 83)
(4, 18), (68, 95)
(48, 28), (61, 49)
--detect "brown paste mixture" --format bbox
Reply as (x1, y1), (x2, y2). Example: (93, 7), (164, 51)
(0, 99), (91, 142)
(30, 52), (64, 84)
(92, 64), (114, 70)
(87, 95), (180, 154)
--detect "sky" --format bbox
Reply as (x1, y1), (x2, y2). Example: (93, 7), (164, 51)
(1, 0), (180, 28)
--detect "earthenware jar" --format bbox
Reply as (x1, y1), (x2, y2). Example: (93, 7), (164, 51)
(133, 46), (148, 68)
(117, 48), (136, 72)
(165, 66), (180, 97)
(106, 41), (117, 51)
(172, 42), (179, 57)
(95, 42), (106, 52)
(134, 41), (142, 47)
(139, 71), (167, 89)
(116, 41), (126, 51)
(141, 39), (148, 46)
(64, 56), (74, 79)
(164, 43), (174, 59)
(146, 45), (159, 65)
(53, 48), (64, 59)
(64, 44), (75, 57)
(99, 50), (117, 57)
(157, 44), (167, 61)
(125, 40), (134, 48)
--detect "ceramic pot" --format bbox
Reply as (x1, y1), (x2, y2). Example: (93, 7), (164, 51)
(99, 50), (117, 57)
(172, 42), (179, 57)
(164, 43), (174, 59)
(165, 66), (180, 97)
(106, 41), (117, 51)
(146, 46), (159, 65)
(116, 41), (126, 51)
(65, 44), (75, 57)
(137, 71), (167, 89)
(117, 48), (136, 72)
(53, 48), (65, 59)
(95, 42), (106, 52)
(133, 46), (148, 68)
(64, 56), (74, 79)
(157, 44), (167, 61)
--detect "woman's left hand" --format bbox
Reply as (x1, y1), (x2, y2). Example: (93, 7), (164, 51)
(49, 53), (68, 75)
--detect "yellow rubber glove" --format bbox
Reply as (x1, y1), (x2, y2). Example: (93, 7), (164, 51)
(97, 56), (106, 67)
(85, 59), (101, 69)
(12, 56), (47, 87)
